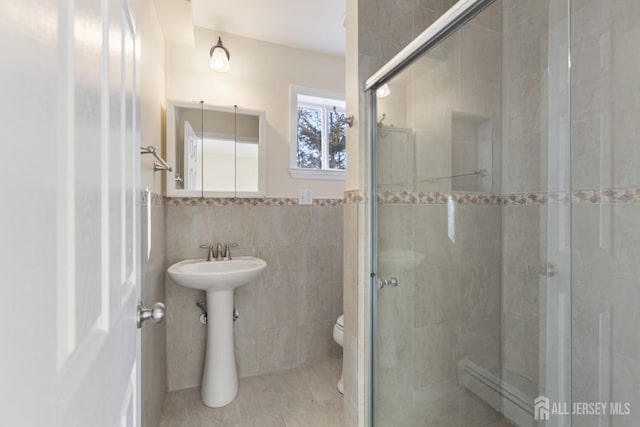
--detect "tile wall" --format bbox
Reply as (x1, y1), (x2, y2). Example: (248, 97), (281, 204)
(374, 202), (503, 427)
(351, 1), (460, 424)
(341, 200), (360, 427)
(141, 193), (168, 427)
(500, 0), (553, 401)
(368, 2), (505, 426)
(571, 1), (640, 425)
(357, 0), (640, 425)
(164, 201), (344, 391)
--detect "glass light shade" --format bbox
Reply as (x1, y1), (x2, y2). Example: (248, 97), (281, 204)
(376, 83), (391, 98)
(209, 46), (230, 72)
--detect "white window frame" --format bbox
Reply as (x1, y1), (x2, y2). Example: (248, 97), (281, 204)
(289, 85), (346, 180)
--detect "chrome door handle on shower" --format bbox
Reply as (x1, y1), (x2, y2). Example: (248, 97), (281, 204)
(377, 277), (398, 289)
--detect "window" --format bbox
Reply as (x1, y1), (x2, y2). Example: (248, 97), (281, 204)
(290, 86), (346, 180)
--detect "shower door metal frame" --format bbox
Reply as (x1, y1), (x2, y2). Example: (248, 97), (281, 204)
(367, 0), (573, 425)
(366, 0), (497, 425)
(364, 0), (496, 92)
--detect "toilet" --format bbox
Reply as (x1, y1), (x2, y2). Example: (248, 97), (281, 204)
(333, 314), (344, 394)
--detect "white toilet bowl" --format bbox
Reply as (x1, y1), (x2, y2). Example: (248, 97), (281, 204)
(333, 315), (344, 394)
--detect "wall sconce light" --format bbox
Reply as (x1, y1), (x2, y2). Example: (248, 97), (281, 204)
(209, 36), (230, 72)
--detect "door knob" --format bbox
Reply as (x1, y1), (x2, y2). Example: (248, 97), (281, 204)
(377, 277), (399, 289)
(137, 301), (166, 328)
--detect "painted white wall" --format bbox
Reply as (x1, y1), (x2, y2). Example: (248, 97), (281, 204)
(138, 0), (166, 194)
(165, 28), (346, 199)
(345, 0), (361, 191)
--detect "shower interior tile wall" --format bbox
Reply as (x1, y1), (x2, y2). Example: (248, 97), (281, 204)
(370, 6), (505, 425)
(352, 0), (460, 423)
(374, 203), (502, 427)
(570, 1), (640, 424)
(165, 204), (343, 391)
(499, 0), (551, 400)
(355, 0), (640, 425)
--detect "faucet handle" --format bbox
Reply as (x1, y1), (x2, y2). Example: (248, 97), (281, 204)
(223, 243), (239, 260)
(199, 244), (216, 261)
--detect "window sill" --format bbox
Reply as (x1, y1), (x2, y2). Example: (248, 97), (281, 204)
(289, 168), (346, 181)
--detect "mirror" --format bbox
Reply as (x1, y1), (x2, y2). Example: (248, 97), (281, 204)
(166, 101), (266, 197)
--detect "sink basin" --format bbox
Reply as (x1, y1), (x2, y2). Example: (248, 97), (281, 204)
(167, 256), (267, 408)
(168, 257), (266, 292)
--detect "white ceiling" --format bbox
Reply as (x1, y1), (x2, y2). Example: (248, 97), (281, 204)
(190, 0), (346, 57)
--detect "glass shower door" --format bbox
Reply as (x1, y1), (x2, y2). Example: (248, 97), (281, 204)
(370, 1), (571, 426)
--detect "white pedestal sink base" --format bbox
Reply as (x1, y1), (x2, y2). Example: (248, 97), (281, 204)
(167, 257), (267, 408)
(201, 289), (238, 408)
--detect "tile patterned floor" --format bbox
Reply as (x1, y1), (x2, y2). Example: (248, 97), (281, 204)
(159, 358), (344, 427)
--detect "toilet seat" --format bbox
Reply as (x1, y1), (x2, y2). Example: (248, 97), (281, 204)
(333, 314), (345, 395)
(333, 317), (344, 347)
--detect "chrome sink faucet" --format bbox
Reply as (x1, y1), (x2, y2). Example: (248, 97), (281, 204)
(199, 244), (216, 261)
(223, 243), (238, 260)
(199, 242), (239, 261)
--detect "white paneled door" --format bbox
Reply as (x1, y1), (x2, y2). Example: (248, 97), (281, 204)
(184, 121), (201, 190)
(0, 1), (141, 426)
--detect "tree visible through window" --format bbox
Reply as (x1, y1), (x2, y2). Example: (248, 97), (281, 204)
(297, 107), (322, 168)
(295, 94), (347, 171)
(328, 110), (347, 169)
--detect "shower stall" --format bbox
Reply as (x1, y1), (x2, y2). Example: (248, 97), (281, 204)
(365, 0), (640, 426)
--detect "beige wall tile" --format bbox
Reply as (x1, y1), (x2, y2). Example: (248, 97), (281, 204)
(459, 265), (501, 321)
(234, 281), (260, 336)
(413, 320), (460, 389)
(502, 313), (539, 388)
(297, 321), (339, 367)
(414, 264), (459, 327)
(310, 207), (343, 247)
(459, 22), (501, 118)
(379, 0), (414, 61)
(166, 205), (215, 264)
(412, 383), (461, 426)
(258, 325), (299, 373)
(235, 332), (259, 378)
(165, 295), (207, 391)
(460, 388), (503, 427)
(300, 246), (338, 324)
(165, 205), (344, 391)
(502, 132), (547, 193)
(374, 393), (415, 427)
(209, 206), (258, 249)
(459, 316), (501, 372)
(259, 285), (298, 330)
(141, 203), (167, 427)
(375, 329), (412, 401)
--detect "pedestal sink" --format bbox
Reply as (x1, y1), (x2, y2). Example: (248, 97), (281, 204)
(168, 256), (267, 407)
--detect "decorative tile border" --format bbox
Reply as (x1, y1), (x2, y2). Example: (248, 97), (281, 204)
(502, 191), (571, 206)
(377, 191), (502, 205)
(572, 188), (640, 204)
(375, 188), (640, 206)
(140, 191), (167, 206)
(141, 188), (640, 208)
(165, 197), (343, 207)
(314, 198), (344, 207)
(344, 190), (367, 205)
